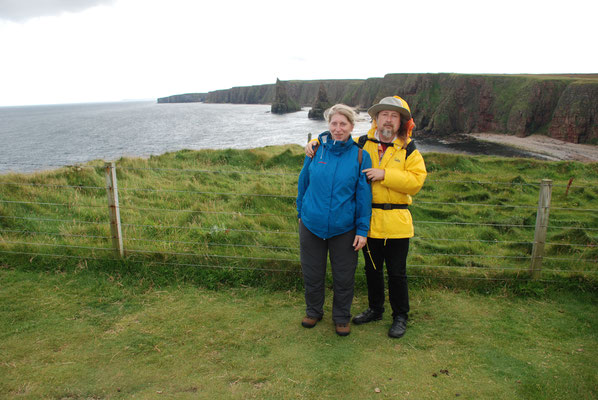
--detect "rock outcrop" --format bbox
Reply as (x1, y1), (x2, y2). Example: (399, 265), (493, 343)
(307, 83), (332, 120)
(158, 74), (598, 144)
(271, 78), (301, 114)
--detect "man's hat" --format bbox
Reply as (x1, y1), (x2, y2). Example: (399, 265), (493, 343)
(367, 96), (412, 120)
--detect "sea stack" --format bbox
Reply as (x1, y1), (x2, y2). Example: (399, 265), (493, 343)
(307, 83), (332, 120)
(271, 78), (301, 114)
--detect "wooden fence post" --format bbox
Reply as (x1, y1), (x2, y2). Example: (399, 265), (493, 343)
(530, 179), (552, 278)
(104, 162), (124, 258)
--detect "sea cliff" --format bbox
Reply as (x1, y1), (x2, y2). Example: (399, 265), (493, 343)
(157, 74), (598, 144)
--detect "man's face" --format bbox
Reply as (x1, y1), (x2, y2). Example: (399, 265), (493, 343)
(376, 110), (401, 139)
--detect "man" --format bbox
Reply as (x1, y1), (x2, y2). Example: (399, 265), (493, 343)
(306, 96), (427, 338)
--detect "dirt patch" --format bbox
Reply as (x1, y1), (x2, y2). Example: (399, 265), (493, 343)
(466, 134), (598, 163)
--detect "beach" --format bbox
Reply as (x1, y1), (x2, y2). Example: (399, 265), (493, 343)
(467, 133), (598, 162)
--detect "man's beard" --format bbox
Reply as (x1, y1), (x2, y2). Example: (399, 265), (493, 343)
(380, 127), (394, 141)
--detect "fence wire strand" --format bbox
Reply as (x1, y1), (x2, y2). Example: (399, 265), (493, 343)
(0, 229), (110, 240)
(2, 163), (597, 283)
(0, 215), (107, 225)
(0, 250), (592, 279)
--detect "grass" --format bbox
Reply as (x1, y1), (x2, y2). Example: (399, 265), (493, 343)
(1, 146), (597, 398)
(1, 146), (597, 291)
(1, 266), (596, 399)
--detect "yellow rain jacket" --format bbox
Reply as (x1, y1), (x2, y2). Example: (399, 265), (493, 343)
(361, 120), (427, 239)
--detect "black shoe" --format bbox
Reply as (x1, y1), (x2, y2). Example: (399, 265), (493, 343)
(388, 316), (407, 338)
(352, 308), (383, 325)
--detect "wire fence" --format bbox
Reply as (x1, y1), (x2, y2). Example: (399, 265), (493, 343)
(1, 160), (597, 283)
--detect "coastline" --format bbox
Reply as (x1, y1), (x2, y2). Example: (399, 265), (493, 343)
(466, 133), (598, 163)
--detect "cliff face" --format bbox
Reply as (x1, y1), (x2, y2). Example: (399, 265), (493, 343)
(159, 74), (598, 144)
(157, 93), (207, 103)
(548, 82), (598, 143)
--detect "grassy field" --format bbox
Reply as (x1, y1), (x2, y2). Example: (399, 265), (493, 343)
(1, 146), (597, 398)
(1, 267), (596, 399)
(0, 145), (597, 289)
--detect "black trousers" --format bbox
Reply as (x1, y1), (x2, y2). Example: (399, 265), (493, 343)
(299, 221), (357, 324)
(362, 238), (410, 320)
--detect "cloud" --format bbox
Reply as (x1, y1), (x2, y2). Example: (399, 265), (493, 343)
(0, 0), (116, 22)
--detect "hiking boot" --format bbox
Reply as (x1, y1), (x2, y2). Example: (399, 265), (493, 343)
(301, 315), (322, 328)
(335, 323), (351, 336)
(352, 308), (383, 325)
(388, 316), (407, 338)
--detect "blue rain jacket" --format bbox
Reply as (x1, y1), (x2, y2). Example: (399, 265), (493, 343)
(297, 131), (372, 239)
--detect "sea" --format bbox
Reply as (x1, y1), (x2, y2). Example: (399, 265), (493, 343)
(0, 101), (539, 174)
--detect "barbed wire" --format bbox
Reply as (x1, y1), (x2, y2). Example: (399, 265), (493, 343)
(424, 179), (590, 189)
(0, 241), (113, 252)
(123, 235), (594, 250)
(0, 199), (106, 209)
(417, 236), (596, 247)
(0, 182), (104, 190)
(417, 200), (536, 209)
(0, 215), (108, 225)
(118, 206), (293, 218)
(425, 179), (540, 187)
(407, 263), (598, 274)
(2, 197), (597, 219)
(542, 256), (598, 263)
(412, 252), (530, 260)
(0, 250), (593, 279)
(0, 229), (110, 240)
(417, 220), (535, 228)
(117, 166), (294, 176)
(125, 248), (299, 263)
(121, 222), (298, 235)
(118, 186), (296, 199)
(123, 236), (298, 251)
(3, 239), (594, 266)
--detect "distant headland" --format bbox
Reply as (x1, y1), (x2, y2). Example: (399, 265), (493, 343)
(157, 73), (598, 145)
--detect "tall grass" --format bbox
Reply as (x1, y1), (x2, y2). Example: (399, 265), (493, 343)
(0, 146), (597, 291)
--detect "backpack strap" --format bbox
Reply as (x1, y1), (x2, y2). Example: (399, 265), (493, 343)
(358, 148), (363, 167)
(357, 135), (368, 149)
(405, 140), (417, 159)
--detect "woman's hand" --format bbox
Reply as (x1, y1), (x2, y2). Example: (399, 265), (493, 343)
(362, 168), (385, 182)
(353, 235), (367, 251)
(305, 141), (318, 158)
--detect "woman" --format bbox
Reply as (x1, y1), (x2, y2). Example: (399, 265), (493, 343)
(296, 104), (372, 337)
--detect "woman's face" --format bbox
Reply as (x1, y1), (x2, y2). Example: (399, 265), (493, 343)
(328, 113), (353, 142)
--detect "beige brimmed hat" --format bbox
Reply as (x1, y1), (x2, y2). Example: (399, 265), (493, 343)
(367, 96), (412, 120)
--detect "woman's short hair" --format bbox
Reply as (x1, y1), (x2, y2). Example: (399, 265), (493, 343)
(324, 104), (356, 126)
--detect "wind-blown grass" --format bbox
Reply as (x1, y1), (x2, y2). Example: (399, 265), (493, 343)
(1, 145), (596, 291)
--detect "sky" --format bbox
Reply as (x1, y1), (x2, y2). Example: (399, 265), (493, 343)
(0, 0), (596, 106)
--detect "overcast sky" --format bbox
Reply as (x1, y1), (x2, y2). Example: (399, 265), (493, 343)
(0, 0), (596, 106)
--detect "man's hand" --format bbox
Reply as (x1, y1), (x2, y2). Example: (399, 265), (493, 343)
(305, 141), (318, 158)
(362, 168), (385, 182)
(353, 235), (367, 251)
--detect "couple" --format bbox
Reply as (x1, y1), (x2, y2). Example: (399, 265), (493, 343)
(296, 96), (427, 337)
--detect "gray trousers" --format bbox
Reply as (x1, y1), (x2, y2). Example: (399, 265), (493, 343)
(299, 220), (357, 324)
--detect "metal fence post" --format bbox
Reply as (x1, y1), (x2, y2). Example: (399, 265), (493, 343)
(104, 162), (124, 257)
(530, 179), (552, 278)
